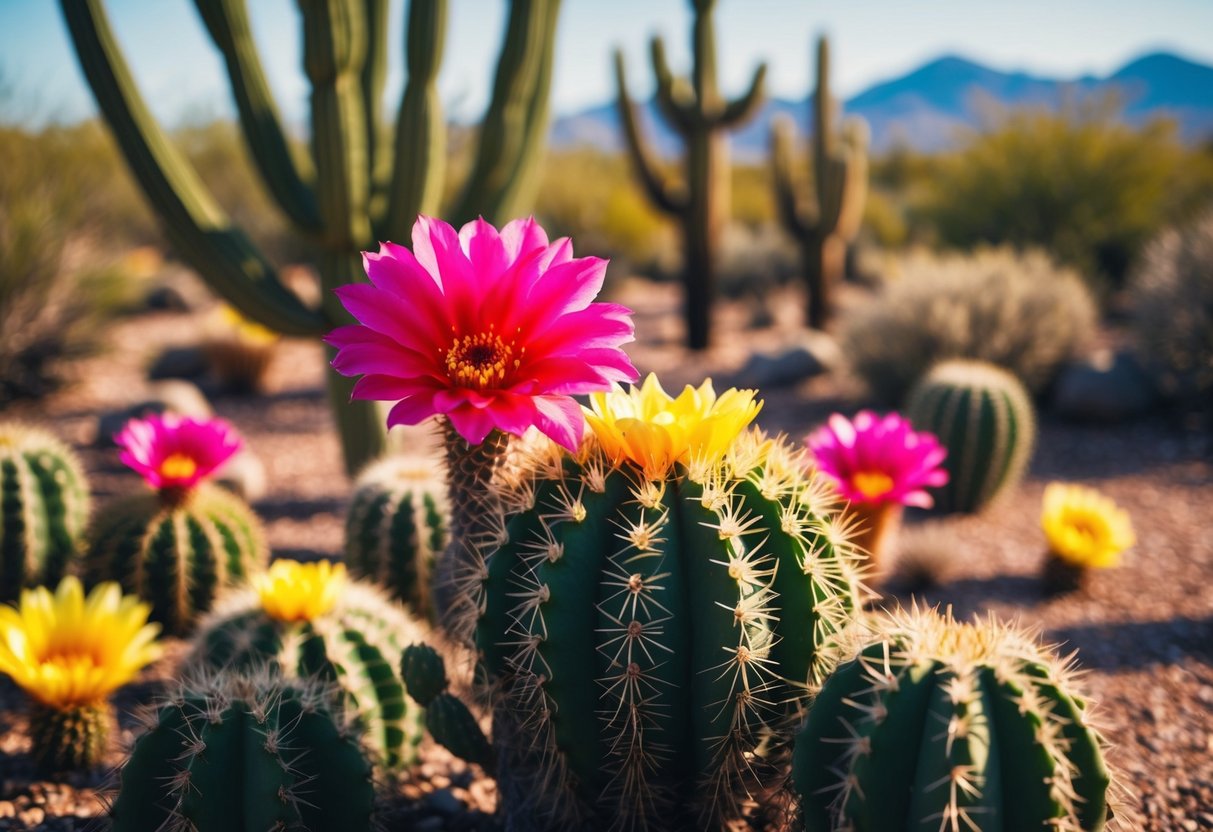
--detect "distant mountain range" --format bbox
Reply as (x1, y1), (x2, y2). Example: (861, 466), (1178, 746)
(549, 51), (1213, 157)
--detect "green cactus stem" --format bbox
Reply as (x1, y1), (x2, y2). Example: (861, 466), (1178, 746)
(794, 605), (1119, 831)
(0, 423), (90, 602)
(111, 672), (375, 832)
(401, 643), (495, 772)
(28, 702), (109, 775)
(771, 35), (869, 329)
(614, 0), (766, 350)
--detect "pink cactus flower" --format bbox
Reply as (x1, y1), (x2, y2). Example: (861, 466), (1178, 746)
(806, 411), (949, 509)
(326, 215), (639, 450)
(115, 413), (242, 491)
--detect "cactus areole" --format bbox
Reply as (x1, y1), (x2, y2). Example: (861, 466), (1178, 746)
(464, 375), (864, 830)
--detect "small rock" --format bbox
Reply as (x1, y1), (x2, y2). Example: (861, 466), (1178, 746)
(731, 331), (841, 389)
(215, 451), (267, 502)
(143, 283), (192, 313)
(96, 381), (213, 445)
(1052, 349), (1158, 423)
(424, 788), (464, 817)
(147, 345), (208, 381)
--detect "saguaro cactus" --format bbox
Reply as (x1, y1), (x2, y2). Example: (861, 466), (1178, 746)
(614, 0), (766, 350)
(772, 35), (869, 329)
(59, 0), (561, 474)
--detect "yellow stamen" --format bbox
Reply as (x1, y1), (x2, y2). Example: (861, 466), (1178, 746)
(445, 329), (517, 389)
(852, 471), (895, 501)
(159, 453), (198, 481)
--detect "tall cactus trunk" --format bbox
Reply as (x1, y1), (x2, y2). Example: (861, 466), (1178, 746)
(684, 131), (727, 351)
(805, 230), (845, 330)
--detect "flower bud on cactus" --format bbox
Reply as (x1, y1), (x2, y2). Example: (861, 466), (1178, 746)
(401, 643), (494, 771)
(111, 671), (375, 832)
(0, 423), (89, 601)
(345, 455), (448, 619)
(904, 360), (1036, 514)
(795, 605), (1118, 831)
(188, 560), (427, 768)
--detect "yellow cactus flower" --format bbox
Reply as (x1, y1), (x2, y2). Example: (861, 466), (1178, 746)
(255, 560), (346, 622)
(584, 374), (762, 478)
(213, 304), (280, 345)
(0, 578), (162, 710)
(1041, 483), (1135, 569)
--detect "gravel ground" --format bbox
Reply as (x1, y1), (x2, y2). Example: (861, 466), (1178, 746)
(0, 275), (1210, 830)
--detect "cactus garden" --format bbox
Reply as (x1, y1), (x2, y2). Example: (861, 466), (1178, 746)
(0, 1), (1211, 830)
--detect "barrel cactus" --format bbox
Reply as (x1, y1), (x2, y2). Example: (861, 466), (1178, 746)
(795, 605), (1118, 831)
(85, 414), (266, 635)
(345, 454), (448, 618)
(904, 360), (1036, 514)
(111, 671), (374, 832)
(0, 423), (90, 601)
(188, 559), (426, 768)
(462, 374), (864, 830)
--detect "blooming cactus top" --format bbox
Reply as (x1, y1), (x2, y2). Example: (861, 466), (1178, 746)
(254, 559), (347, 623)
(115, 413), (242, 491)
(326, 216), (639, 450)
(1041, 483), (1134, 568)
(806, 411), (948, 508)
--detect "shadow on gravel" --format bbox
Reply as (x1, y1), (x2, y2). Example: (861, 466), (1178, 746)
(253, 496), (343, 521)
(881, 574), (1046, 615)
(1047, 614), (1213, 671)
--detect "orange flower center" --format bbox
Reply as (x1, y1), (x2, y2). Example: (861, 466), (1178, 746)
(159, 453), (198, 480)
(445, 330), (521, 390)
(852, 471), (895, 500)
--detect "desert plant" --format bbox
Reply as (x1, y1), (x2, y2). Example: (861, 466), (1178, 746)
(401, 642), (494, 771)
(345, 454), (448, 619)
(1130, 210), (1213, 418)
(904, 360), (1037, 514)
(795, 605), (1118, 831)
(458, 376), (863, 830)
(200, 304), (281, 393)
(85, 414), (267, 635)
(59, 0), (562, 475)
(0, 423), (90, 601)
(613, 0), (766, 349)
(771, 35), (869, 328)
(842, 247), (1096, 404)
(188, 560), (426, 768)
(111, 670), (374, 832)
(1040, 483), (1135, 594)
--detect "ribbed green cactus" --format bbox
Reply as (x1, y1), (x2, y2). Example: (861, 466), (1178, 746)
(59, 0), (562, 475)
(0, 424), (89, 601)
(463, 428), (863, 829)
(904, 360), (1037, 514)
(795, 605), (1117, 831)
(345, 455), (447, 618)
(29, 702), (109, 775)
(84, 484), (267, 636)
(188, 568), (426, 768)
(401, 643), (495, 771)
(613, 0), (766, 350)
(111, 671), (374, 832)
(772, 35), (869, 330)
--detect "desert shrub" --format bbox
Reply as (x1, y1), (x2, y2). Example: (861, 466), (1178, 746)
(918, 107), (1213, 292)
(841, 247), (1096, 404)
(1130, 210), (1213, 417)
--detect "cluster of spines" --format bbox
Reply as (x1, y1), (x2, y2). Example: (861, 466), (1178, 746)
(84, 484), (267, 635)
(28, 701), (109, 775)
(904, 359), (1037, 514)
(188, 578), (426, 768)
(110, 670), (374, 832)
(0, 423), (90, 601)
(466, 429), (864, 830)
(794, 605), (1120, 832)
(345, 454), (449, 619)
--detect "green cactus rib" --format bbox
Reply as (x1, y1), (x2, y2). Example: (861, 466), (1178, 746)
(345, 455), (448, 619)
(905, 359), (1037, 514)
(794, 606), (1115, 832)
(771, 35), (869, 329)
(84, 485), (266, 636)
(0, 425), (90, 602)
(470, 433), (863, 830)
(614, 0), (766, 350)
(28, 702), (109, 775)
(111, 673), (375, 832)
(189, 579), (426, 768)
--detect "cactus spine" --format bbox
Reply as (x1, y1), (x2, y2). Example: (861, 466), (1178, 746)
(905, 360), (1036, 514)
(772, 36), (869, 329)
(401, 643), (494, 771)
(58, 0), (562, 475)
(345, 455), (448, 619)
(85, 485), (267, 636)
(189, 575), (426, 768)
(614, 0), (766, 350)
(29, 702), (109, 774)
(0, 424), (89, 601)
(111, 672), (375, 832)
(466, 430), (863, 830)
(795, 606), (1117, 831)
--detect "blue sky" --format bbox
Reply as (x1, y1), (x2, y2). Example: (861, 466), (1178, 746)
(2, 0), (1213, 126)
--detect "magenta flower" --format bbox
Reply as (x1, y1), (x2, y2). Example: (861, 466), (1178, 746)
(325, 216), (639, 451)
(115, 413), (242, 491)
(806, 411), (948, 509)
